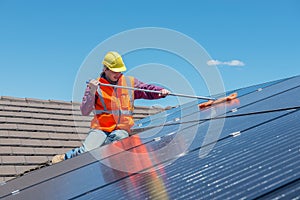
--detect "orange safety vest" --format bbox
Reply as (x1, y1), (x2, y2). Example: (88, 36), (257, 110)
(90, 75), (135, 133)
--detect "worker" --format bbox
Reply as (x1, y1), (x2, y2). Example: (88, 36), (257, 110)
(52, 51), (170, 164)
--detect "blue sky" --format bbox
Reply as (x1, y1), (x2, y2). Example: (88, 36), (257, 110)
(0, 0), (299, 107)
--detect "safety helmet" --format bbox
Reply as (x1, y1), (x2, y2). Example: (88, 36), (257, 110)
(102, 51), (126, 72)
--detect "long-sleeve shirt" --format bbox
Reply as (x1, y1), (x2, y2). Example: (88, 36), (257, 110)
(80, 77), (164, 116)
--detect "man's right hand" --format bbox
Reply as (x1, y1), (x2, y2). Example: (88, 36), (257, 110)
(88, 79), (99, 94)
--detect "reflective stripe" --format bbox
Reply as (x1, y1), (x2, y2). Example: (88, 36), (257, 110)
(94, 110), (115, 115)
(125, 76), (134, 103)
(91, 75), (135, 132)
(94, 109), (133, 115)
(124, 76), (134, 111)
(121, 110), (133, 115)
(94, 76), (134, 120)
(97, 87), (107, 111)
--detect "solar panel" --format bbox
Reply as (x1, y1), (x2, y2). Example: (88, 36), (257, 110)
(3, 108), (297, 200)
(214, 76), (287, 98)
(1, 75), (299, 199)
(72, 110), (300, 200)
(134, 75), (300, 132)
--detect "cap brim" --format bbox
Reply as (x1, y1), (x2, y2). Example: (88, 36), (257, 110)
(107, 66), (127, 72)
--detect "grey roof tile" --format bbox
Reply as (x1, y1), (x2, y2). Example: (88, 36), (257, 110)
(1, 156), (26, 164)
(0, 138), (22, 146)
(59, 140), (82, 147)
(72, 115), (93, 121)
(11, 147), (35, 155)
(1, 123), (18, 130)
(25, 156), (49, 164)
(71, 133), (87, 141)
(33, 147), (58, 155)
(71, 121), (89, 127)
(17, 124), (38, 131)
(0, 166), (16, 175)
(0, 116), (6, 122)
(27, 132), (50, 139)
(21, 139), (48, 146)
(3, 105), (22, 111)
(73, 127), (90, 134)
(30, 113), (50, 119)
(5, 117), (26, 124)
(54, 126), (77, 133)
(0, 130), (9, 137)
(42, 119), (63, 126)
(41, 140), (63, 147)
(0, 146), (12, 154)
(54, 148), (73, 155)
(4, 176), (14, 181)
(1, 110), (33, 118)
(15, 166), (36, 174)
(48, 132), (79, 140)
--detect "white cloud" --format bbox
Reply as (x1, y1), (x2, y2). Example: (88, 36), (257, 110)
(207, 60), (222, 66)
(207, 59), (245, 67)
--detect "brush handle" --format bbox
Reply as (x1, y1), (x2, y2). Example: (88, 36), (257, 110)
(86, 81), (216, 100)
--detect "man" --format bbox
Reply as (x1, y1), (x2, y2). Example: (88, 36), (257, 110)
(52, 51), (170, 163)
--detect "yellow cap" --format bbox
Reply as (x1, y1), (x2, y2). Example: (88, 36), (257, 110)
(102, 51), (127, 72)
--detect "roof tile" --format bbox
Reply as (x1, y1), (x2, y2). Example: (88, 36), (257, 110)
(73, 127), (90, 134)
(30, 113), (50, 119)
(0, 130), (9, 137)
(5, 117), (26, 124)
(23, 118), (44, 125)
(21, 139), (47, 146)
(41, 140), (63, 147)
(17, 124), (38, 131)
(1, 111), (32, 118)
(4, 176), (14, 181)
(54, 126), (77, 133)
(11, 147), (35, 155)
(3, 106), (21, 111)
(33, 147), (56, 155)
(0, 116), (6, 122)
(25, 156), (49, 164)
(0, 146), (12, 154)
(29, 132), (50, 139)
(48, 133), (76, 140)
(54, 148), (73, 155)
(1, 123), (18, 130)
(1, 156), (26, 164)
(0, 166), (16, 175)
(0, 138), (22, 146)
(15, 165), (36, 174)
(60, 140), (82, 147)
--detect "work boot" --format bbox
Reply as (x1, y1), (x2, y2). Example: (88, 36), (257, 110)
(51, 154), (65, 164)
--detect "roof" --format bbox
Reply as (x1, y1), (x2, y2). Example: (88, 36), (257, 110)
(1, 75), (300, 199)
(0, 96), (168, 182)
